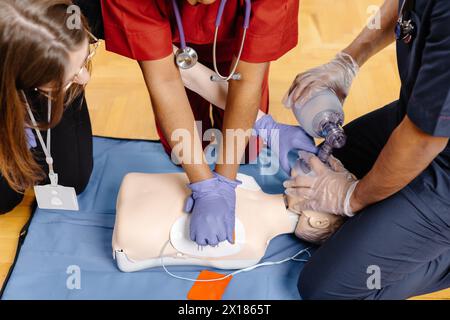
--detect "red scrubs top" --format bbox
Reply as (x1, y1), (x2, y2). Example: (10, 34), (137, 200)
(101, 0), (299, 63)
(101, 0), (300, 158)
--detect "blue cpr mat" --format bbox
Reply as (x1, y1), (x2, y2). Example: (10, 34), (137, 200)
(1, 137), (312, 300)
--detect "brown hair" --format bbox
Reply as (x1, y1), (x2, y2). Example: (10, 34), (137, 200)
(0, 0), (89, 192)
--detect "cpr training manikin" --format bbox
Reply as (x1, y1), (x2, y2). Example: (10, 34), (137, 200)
(112, 170), (342, 273)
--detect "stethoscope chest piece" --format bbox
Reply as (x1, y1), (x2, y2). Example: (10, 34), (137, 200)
(396, 0), (416, 44)
(175, 47), (198, 70)
(395, 18), (416, 44)
(171, 0), (252, 80)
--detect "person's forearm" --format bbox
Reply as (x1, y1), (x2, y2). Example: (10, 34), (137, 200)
(215, 59), (269, 180)
(175, 46), (266, 120)
(139, 55), (213, 183)
(343, 0), (398, 67)
(351, 116), (449, 211)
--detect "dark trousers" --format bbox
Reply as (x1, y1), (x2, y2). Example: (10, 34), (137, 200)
(298, 101), (450, 300)
(0, 94), (93, 214)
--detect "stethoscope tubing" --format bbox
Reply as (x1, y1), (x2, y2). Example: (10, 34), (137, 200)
(172, 0), (252, 81)
(213, 0), (251, 81)
(172, 0), (186, 50)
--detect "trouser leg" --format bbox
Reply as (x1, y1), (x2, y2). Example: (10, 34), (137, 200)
(298, 189), (450, 300)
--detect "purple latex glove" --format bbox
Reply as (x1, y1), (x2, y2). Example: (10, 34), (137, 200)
(254, 115), (318, 174)
(25, 127), (37, 149)
(184, 173), (241, 246)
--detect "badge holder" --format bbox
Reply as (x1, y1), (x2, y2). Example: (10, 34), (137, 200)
(33, 159), (79, 211)
(23, 91), (79, 211)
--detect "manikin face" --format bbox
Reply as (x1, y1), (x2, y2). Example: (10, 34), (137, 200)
(186, 0), (218, 5)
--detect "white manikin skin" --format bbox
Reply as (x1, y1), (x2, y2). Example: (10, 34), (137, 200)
(113, 173), (299, 272)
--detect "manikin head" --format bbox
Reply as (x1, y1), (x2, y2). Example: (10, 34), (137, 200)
(287, 165), (345, 244)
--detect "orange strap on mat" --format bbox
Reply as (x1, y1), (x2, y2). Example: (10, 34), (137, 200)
(187, 270), (233, 300)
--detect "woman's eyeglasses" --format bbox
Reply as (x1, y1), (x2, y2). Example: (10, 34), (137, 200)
(35, 30), (99, 99)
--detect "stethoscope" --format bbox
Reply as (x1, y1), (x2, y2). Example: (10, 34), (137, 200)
(172, 0), (251, 82)
(395, 0), (416, 44)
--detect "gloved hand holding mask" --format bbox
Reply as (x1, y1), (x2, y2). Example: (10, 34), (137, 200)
(283, 152), (359, 217)
(282, 52), (359, 109)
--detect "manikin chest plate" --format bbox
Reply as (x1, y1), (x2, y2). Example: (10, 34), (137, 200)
(170, 173), (256, 258)
(170, 215), (246, 258)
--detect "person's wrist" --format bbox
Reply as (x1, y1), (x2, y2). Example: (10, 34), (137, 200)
(254, 114), (276, 144)
(338, 51), (359, 70)
(254, 114), (275, 130)
(213, 172), (241, 189)
(341, 46), (364, 69)
(349, 182), (365, 213)
(188, 176), (217, 192)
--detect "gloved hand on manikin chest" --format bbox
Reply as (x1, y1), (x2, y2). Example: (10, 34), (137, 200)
(184, 172), (241, 246)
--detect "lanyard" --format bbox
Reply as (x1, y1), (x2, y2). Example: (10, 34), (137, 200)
(400, 0), (415, 16)
(21, 91), (58, 186)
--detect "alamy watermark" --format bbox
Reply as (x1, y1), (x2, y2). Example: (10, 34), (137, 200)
(66, 5), (82, 30)
(366, 265), (381, 290)
(367, 5), (381, 30)
(66, 265), (81, 290)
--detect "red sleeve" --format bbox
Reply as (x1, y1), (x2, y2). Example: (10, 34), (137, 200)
(237, 0), (299, 63)
(101, 0), (173, 61)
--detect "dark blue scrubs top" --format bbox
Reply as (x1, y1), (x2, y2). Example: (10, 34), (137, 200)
(396, 0), (450, 213)
(397, 0), (450, 137)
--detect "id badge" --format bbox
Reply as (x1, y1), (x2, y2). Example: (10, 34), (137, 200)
(34, 184), (79, 211)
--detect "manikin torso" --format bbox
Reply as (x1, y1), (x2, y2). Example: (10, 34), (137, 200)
(113, 172), (299, 271)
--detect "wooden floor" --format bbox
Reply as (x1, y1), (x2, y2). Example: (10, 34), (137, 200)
(1, 0), (449, 299)
(0, 192), (34, 288)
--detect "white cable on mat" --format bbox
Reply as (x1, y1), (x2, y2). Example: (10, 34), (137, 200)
(159, 240), (312, 283)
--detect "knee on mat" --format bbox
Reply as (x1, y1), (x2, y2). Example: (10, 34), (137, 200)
(62, 168), (92, 195)
(73, 168), (92, 195)
(298, 263), (336, 300)
(74, 179), (89, 195)
(0, 207), (11, 215)
(0, 197), (23, 215)
(297, 262), (359, 300)
(298, 262), (376, 300)
(69, 159), (93, 195)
